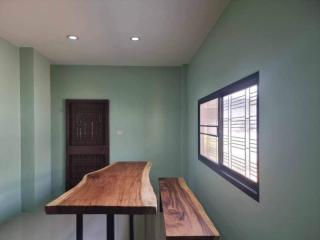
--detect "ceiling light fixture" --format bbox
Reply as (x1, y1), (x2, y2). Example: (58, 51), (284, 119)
(67, 35), (79, 40)
(130, 36), (140, 41)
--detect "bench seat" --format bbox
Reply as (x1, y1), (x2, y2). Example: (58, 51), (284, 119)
(159, 177), (220, 239)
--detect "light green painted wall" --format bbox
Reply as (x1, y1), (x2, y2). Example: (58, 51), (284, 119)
(51, 65), (184, 239)
(33, 51), (51, 205)
(186, 0), (320, 239)
(0, 38), (21, 223)
(180, 64), (188, 178)
(20, 48), (36, 211)
(51, 65), (183, 195)
(20, 48), (51, 211)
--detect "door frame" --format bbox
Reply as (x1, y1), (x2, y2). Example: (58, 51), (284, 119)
(65, 99), (110, 190)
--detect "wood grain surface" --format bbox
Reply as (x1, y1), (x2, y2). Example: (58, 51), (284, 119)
(159, 178), (220, 239)
(46, 161), (157, 215)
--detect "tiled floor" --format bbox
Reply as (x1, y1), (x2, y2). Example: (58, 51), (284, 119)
(0, 209), (164, 240)
(0, 210), (107, 240)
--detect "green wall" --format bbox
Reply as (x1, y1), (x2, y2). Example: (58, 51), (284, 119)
(51, 65), (183, 195)
(51, 65), (184, 239)
(33, 51), (51, 205)
(186, 0), (320, 239)
(0, 38), (21, 223)
(20, 48), (35, 211)
(20, 48), (51, 211)
(0, 42), (51, 222)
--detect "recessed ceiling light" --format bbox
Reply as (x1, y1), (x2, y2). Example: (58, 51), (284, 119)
(130, 36), (140, 41)
(67, 35), (79, 40)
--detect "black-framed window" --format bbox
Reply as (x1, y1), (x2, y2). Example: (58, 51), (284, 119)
(198, 72), (259, 201)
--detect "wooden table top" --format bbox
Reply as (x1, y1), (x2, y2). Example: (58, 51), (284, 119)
(46, 161), (157, 215)
(159, 178), (220, 239)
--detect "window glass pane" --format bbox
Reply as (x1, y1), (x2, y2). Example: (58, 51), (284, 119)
(223, 85), (258, 182)
(200, 126), (218, 136)
(200, 134), (218, 163)
(200, 99), (218, 126)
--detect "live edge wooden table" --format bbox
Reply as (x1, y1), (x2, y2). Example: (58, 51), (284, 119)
(45, 161), (157, 240)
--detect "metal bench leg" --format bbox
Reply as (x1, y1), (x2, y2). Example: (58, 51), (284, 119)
(130, 215), (134, 240)
(107, 214), (115, 240)
(76, 214), (83, 240)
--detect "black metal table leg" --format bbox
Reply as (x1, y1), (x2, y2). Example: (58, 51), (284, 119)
(76, 214), (83, 240)
(129, 215), (134, 240)
(107, 214), (115, 240)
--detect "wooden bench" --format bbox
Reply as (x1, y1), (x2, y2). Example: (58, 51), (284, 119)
(159, 177), (220, 239)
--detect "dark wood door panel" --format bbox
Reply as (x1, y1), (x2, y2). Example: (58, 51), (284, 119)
(68, 146), (109, 155)
(66, 100), (109, 190)
(69, 155), (106, 188)
(69, 101), (107, 146)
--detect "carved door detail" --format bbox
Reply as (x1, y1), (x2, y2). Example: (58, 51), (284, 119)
(66, 100), (109, 189)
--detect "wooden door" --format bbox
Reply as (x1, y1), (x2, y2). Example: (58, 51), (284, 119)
(66, 100), (109, 190)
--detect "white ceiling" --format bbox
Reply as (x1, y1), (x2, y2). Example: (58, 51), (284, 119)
(0, 0), (229, 66)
